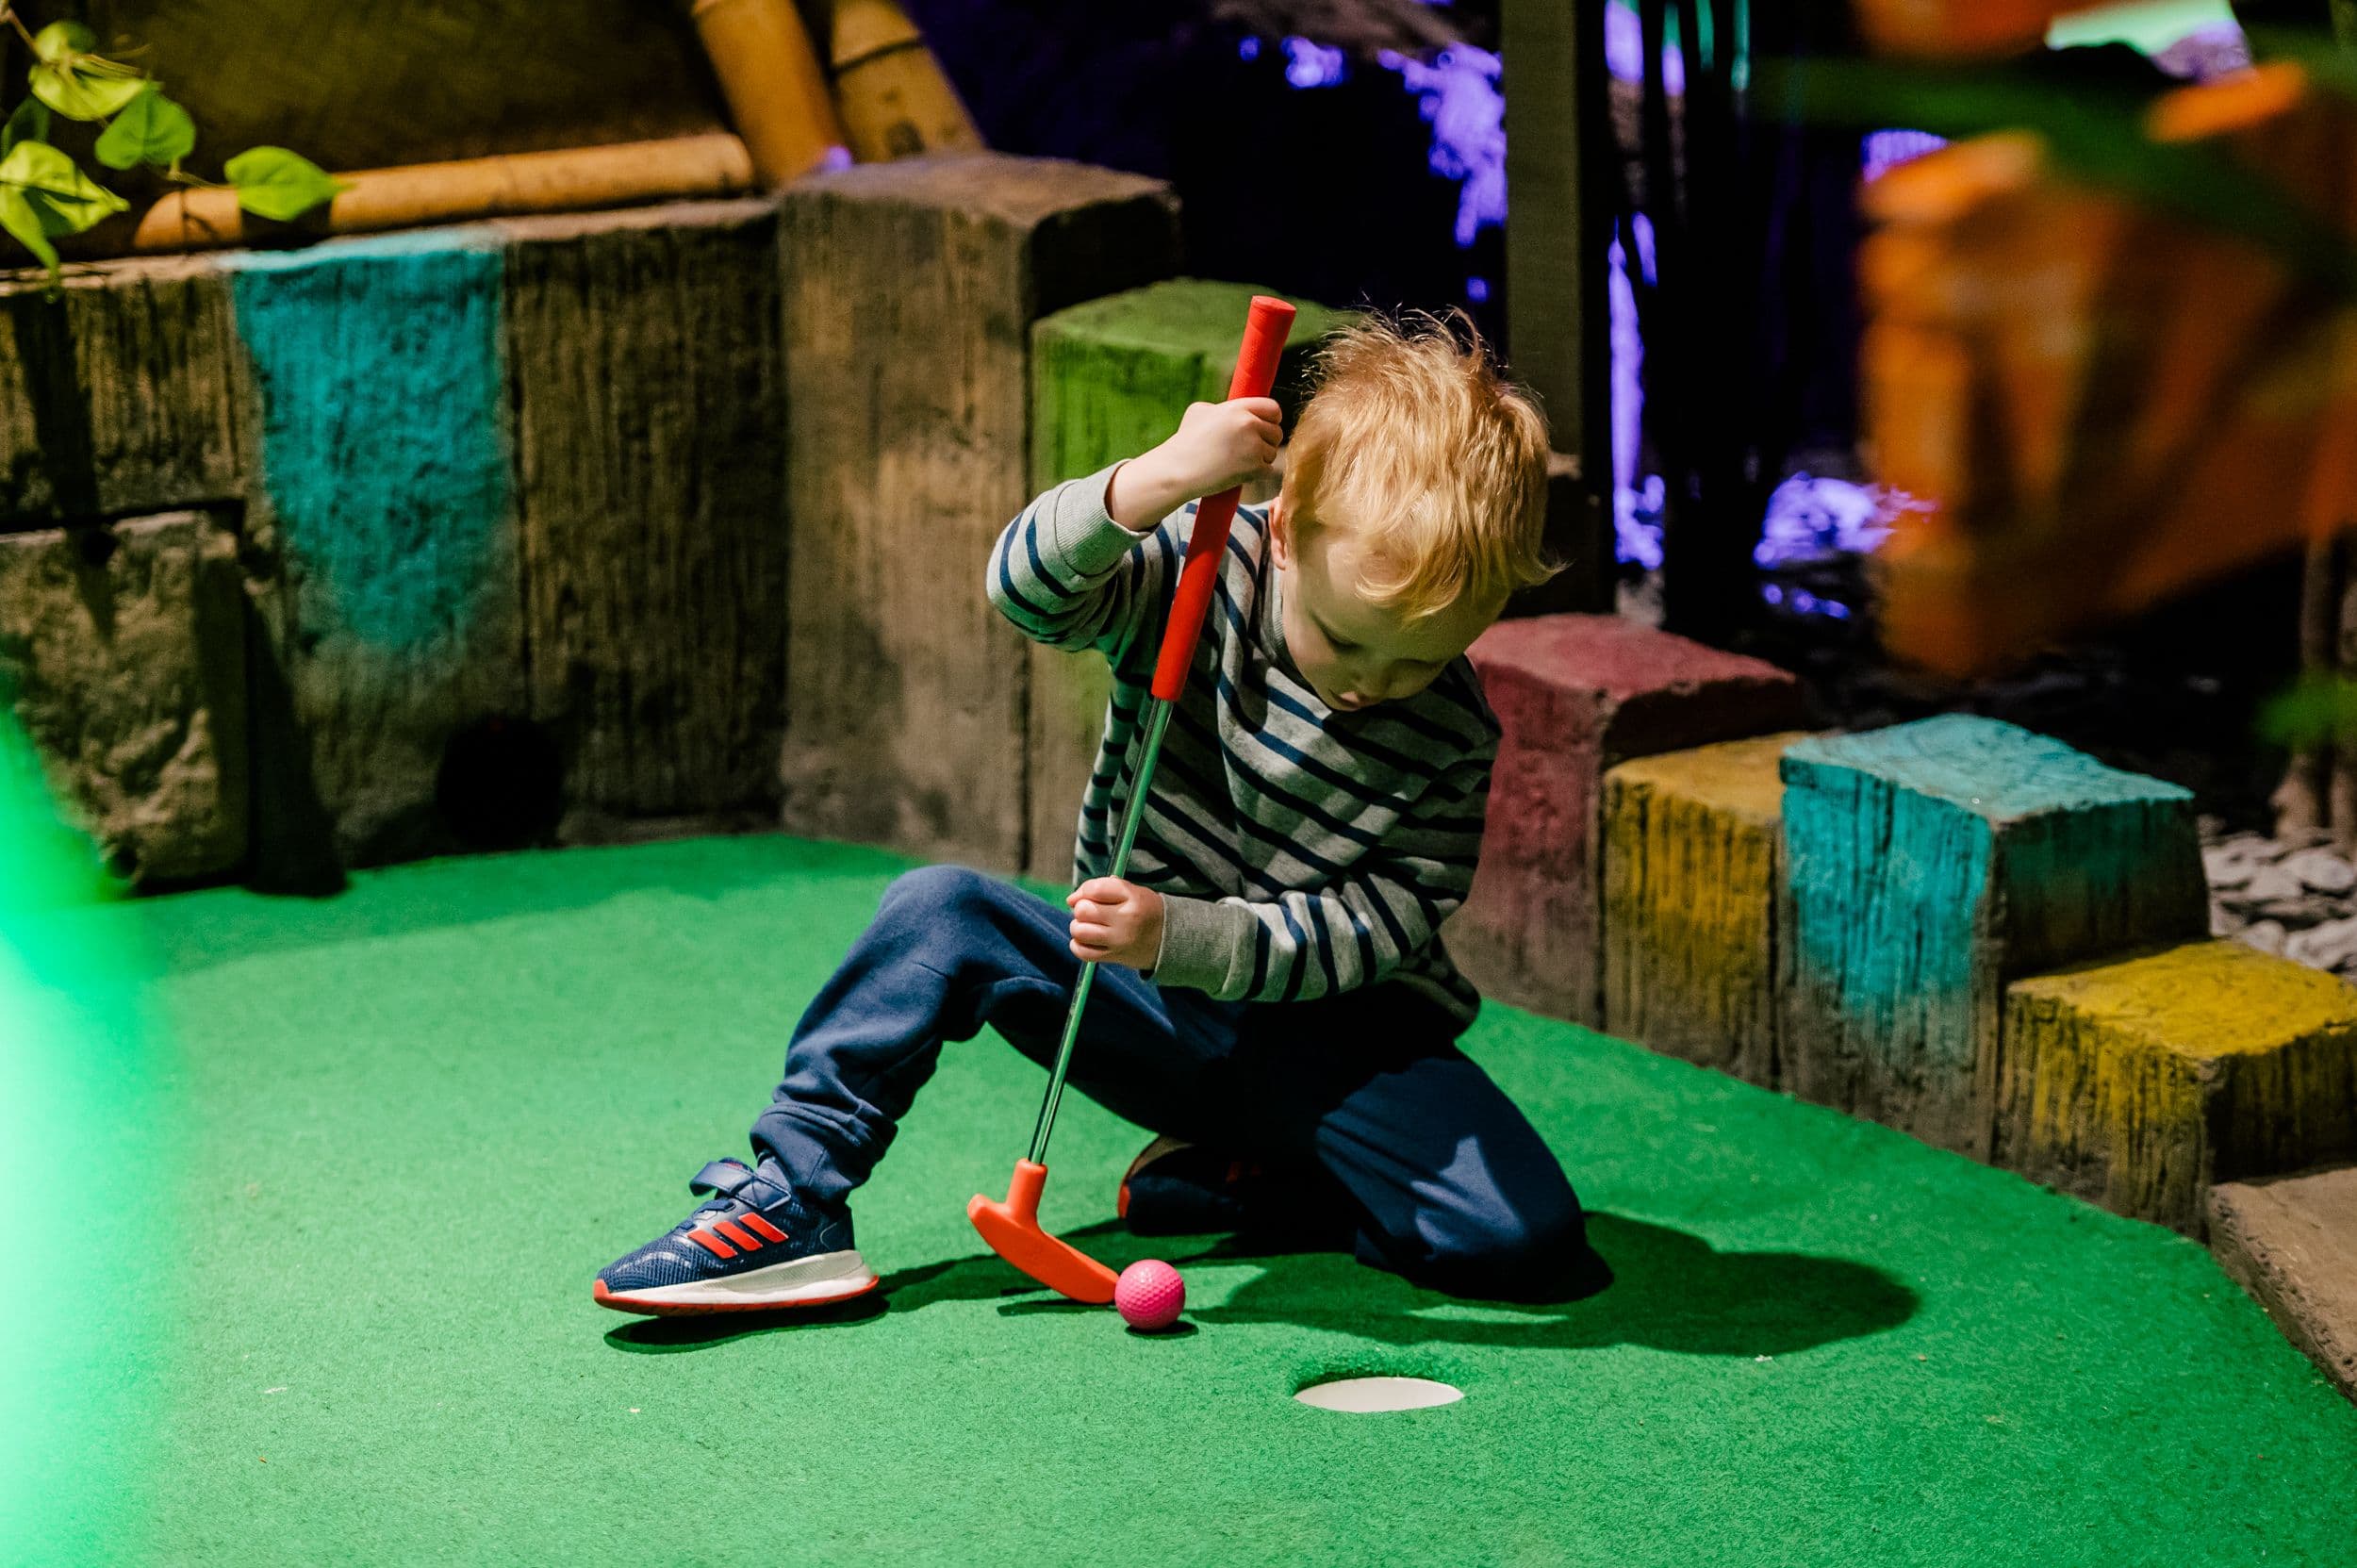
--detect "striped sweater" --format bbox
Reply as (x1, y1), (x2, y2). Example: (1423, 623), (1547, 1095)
(986, 464), (1500, 1025)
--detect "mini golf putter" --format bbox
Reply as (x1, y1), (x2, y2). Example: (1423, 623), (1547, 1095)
(968, 293), (1298, 1303)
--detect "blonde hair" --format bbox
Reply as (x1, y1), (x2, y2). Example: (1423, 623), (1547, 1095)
(1278, 311), (1557, 621)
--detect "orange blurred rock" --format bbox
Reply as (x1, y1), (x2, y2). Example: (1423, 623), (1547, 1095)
(1861, 65), (2357, 674)
(1850, 0), (2085, 58)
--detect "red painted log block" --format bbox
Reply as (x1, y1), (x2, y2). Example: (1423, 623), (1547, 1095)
(1446, 614), (1807, 1024)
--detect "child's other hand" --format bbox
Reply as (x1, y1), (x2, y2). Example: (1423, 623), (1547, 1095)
(1065, 877), (1164, 970)
(1106, 397), (1282, 530)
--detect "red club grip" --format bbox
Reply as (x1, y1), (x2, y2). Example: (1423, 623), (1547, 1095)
(1148, 295), (1298, 702)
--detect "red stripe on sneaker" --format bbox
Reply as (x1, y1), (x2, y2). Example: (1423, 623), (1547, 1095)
(740, 1213), (787, 1244)
(687, 1229), (736, 1260)
(714, 1219), (760, 1250)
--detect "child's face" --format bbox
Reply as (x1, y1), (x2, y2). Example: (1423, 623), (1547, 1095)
(1268, 500), (1501, 711)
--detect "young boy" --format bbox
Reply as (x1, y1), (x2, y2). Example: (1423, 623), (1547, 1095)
(594, 315), (1610, 1313)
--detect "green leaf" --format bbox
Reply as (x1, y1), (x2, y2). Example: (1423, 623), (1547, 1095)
(2261, 674), (2357, 747)
(0, 140), (126, 236)
(93, 85), (194, 171)
(0, 187), (59, 274)
(225, 146), (343, 222)
(27, 24), (148, 124)
(1, 100), (49, 159)
(30, 62), (147, 123)
(29, 22), (95, 63)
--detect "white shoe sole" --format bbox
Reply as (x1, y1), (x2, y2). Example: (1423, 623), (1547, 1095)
(594, 1248), (880, 1316)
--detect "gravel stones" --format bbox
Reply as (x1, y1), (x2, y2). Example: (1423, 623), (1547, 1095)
(2284, 848), (2357, 895)
(2208, 827), (2357, 982)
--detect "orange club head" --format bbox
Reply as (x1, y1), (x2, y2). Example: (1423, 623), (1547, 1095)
(966, 1160), (1118, 1305)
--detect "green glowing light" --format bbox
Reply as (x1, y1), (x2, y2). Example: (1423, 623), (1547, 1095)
(0, 705), (174, 1560)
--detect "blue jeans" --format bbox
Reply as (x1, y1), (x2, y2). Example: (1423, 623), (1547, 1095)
(751, 865), (1607, 1301)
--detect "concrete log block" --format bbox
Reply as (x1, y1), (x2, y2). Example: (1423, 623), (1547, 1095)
(780, 154), (1178, 869)
(0, 254), (247, 526)
(500, 199), (789, 821)
(0, 511), (246, 882)
(2209, 1164), (2357, 1401)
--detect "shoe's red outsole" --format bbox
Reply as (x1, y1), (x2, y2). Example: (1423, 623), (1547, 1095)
(591, 1273), (882, 1317)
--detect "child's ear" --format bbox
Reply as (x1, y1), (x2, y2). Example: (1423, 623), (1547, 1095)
(1268, 497), (1294, 569)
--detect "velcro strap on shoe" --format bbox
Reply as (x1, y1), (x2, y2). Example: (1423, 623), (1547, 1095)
(690, 1159), (753, 1199)
(690, 1158), (793, 1213)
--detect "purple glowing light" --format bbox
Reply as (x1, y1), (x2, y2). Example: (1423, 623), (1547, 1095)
(1755, 472), (1893, 568)
(1762, 583), (1852, 619)
(1608, 216), (1659, 568)
(1617, 474), (1666, 572)
(1388, 45), (1506, 247)
(1861, 128), (1947, 182)
(1466, 275), (1490, 303)
(1282, 36), (1346, 89)
(1604, 2), (1685, 93)
(1251, 30), (1504, 255)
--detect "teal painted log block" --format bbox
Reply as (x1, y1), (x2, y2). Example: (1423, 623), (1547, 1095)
(1777, 715), (2207, 1158)
(229, 229), (522, 870)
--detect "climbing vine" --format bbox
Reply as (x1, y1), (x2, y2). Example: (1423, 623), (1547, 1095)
(0, 8), (340, 286)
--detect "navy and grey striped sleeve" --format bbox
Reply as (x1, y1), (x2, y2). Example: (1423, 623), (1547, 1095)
(987, 463), (1181, 665)
(1149, 729), (1497, 1003)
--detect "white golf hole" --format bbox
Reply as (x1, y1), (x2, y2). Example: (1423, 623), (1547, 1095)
(1294, 1376), (1464, 1413)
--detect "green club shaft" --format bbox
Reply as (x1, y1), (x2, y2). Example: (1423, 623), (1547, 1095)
(1027, 697), (1175, 1165)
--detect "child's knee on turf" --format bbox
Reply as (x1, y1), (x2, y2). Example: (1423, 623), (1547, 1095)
(880, 863), (997, 916)
(1412, 1185), (1607, 1304)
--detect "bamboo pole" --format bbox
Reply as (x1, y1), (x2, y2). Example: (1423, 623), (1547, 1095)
(690, 0), (850, 186)
(827, 0), (982, 163)
(127, 133), (757, 256)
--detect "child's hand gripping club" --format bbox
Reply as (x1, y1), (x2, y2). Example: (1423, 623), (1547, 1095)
(1064, 395), (1286, 971)
(968, 295), (1298, 1303)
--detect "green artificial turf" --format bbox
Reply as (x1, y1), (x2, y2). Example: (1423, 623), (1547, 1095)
(46, 836), (2357, 1565)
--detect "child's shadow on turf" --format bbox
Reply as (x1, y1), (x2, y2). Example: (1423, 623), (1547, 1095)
(1182, 1213), (1920, 1357)
(602, 1212), (1917, 1358)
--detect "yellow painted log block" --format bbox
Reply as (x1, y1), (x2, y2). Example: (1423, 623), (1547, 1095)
(2001, 942), (2357, 1232)
(1602, 734), (1812, 1085)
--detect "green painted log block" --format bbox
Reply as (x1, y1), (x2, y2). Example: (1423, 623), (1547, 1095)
(1778, 715), (2207, 1159)
(2004, 944), (2357, 1233)
(1602, 733), (1815, 1086)
(1022, 278), (1350, 883)
(1030, 278), (1352, 489)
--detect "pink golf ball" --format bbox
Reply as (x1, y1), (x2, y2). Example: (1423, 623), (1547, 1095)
(1115, 1259), (1186, 1329)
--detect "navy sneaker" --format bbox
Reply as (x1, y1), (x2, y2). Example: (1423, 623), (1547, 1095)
(1116, 1136), (1261, 1235)
(1117, 1136), (1357, 1245)
(593, 1157), (879, 1316)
